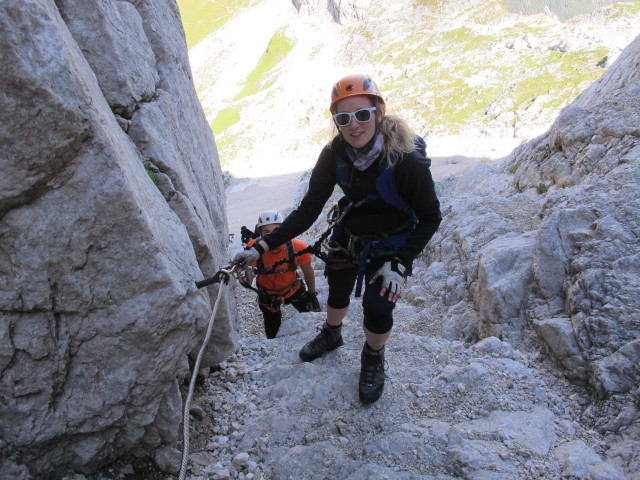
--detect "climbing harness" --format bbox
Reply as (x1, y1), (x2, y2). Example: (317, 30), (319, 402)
(255, 240), (297, 275)
(324, 200), (413, 297)
(236, 222), (334, 276)
(329, 137), (429, 296)
(240, 136), (427, 292)
(179, 265), (236, 480)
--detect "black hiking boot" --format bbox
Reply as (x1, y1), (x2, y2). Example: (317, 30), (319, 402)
(359, 343), (386, 404)
(299, 323), (344, 362)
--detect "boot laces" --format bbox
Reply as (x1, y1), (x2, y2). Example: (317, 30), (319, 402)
(361, 354), (387, 384)
(308, 325), (339, 352)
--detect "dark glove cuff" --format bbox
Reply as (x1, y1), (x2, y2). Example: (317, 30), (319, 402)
(252, 241), (265, 255)
(391, 257), (410, 278)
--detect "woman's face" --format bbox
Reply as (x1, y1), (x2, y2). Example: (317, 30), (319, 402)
(334, 95), (377, 150)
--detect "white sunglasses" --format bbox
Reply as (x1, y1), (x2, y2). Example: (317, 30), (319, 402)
(332, 107), (377, 127)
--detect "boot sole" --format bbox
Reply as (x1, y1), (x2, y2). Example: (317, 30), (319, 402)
(299, 338), (344, 362)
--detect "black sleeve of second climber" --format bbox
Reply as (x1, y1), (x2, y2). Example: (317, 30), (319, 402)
(394, 151), (442, 267)
(261, 146), (337, 250)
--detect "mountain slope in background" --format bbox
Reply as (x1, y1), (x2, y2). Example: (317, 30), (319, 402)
(186, 0), (640, 179)
(184, 0), (640, 250)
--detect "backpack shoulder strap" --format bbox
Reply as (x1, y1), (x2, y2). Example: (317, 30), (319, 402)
(285, 240), (296, 272)
(335, 156), (351, 192)
(255, 241), (296, 274)
(375, 162), (417, 221)
(414, 135), (427, 157)
(375, 136), (427, 221)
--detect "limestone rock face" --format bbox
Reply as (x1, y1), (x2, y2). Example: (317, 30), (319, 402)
(0, 0), (235, 477)
(425, 34), (640, 399)
(292, 0), (370, 24)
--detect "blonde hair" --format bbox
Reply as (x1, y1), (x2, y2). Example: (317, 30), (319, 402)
(379, 114), (417, 166)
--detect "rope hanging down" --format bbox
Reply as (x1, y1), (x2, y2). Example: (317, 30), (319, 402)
(180, 210), (347, 476)
(179, 266), (234, 480)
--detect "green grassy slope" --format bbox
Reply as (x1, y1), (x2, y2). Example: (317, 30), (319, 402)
(176, 0), (254, 49)
(183, 0), (640, 175)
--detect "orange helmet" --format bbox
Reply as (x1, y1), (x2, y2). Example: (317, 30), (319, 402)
(330, 74), (386, 115)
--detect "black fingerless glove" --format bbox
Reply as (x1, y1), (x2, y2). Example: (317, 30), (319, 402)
(307, 292), (321, 312)
(391, 257), (410, 278)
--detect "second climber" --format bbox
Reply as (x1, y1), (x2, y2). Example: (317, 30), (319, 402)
(241, 210), (321, 339)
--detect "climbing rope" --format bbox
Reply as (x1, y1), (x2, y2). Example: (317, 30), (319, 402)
(179, 266), (235, 480)
(178, 209), (343, 477)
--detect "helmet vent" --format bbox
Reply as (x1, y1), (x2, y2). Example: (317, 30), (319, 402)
(329, 74), (385, 114)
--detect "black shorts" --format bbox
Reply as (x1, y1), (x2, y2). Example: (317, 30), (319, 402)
(326, 256), (396, 334)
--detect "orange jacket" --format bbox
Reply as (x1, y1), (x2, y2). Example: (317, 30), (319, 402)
(247, 238), (312, 297)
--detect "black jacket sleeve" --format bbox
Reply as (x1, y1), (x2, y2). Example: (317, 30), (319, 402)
(393, 152), (442, 267)
(262, 146), (337, 249)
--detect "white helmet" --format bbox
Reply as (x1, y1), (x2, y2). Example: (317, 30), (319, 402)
(256, 210), (284, 228)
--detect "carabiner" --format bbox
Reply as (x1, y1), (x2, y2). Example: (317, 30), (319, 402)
(195, 265), (238, 289)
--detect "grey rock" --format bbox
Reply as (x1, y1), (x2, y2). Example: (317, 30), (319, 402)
(292, 0), (369, 25)
(153, 445), (181, 474)
(231, 451), (250, 467)
(57, 0), (159, 117)
(275, 441), (359, 479)
(533, 317), (587, 378)
(425, 34), (640, 398)
(555, 440), (625, 480)
(190, 450), (217, 467)
(0, 0), (235, 476)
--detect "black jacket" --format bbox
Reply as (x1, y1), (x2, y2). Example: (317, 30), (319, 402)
(263, 137), (442, 267)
